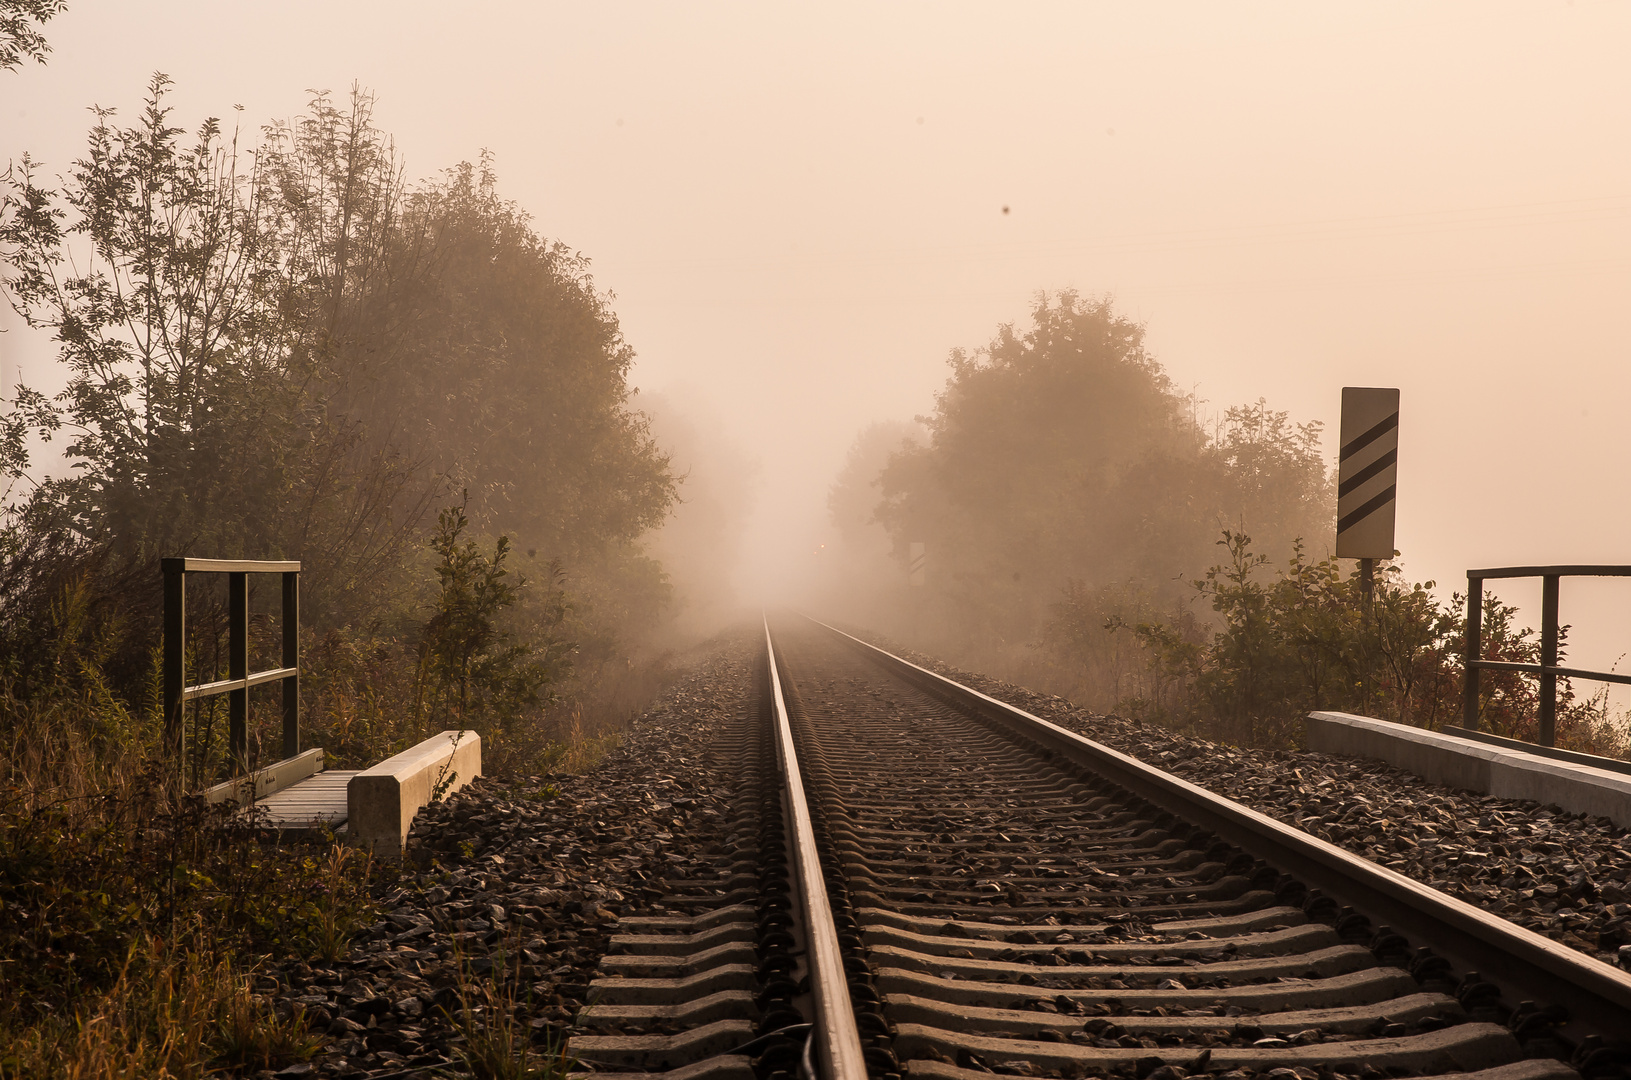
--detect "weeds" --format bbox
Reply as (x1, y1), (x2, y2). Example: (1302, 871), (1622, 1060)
(305, 843), (376, 964)
(0, 936), (321, 1080)
(0, 691), (376, 1050)
(443, 943), (576, 1080)
(1048, 530), (1631, 755)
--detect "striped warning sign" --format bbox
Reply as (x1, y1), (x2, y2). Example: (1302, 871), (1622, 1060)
(908, 541), (926, 587)
(1336, 387), (1399, 560)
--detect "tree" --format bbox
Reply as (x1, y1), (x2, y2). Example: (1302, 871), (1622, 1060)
(1, 75), (294, 561)
(829, 420), (922, 553)
(0, 0), (64, 72)
(0, 78), (429, 630)
(878, 292), (1198, 647)
(1, 75), (680, 759)
(367, 159), (676, 561)
(872, 291), (1333, 697)
(416, 496), (571, 744)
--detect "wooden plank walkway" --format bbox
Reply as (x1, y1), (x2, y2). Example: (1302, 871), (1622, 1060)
(255, 769), (358, 829)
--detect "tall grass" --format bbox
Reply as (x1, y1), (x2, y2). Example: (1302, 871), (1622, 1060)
(0, 683), (375, 1080)
(1, 936), (321, 1080)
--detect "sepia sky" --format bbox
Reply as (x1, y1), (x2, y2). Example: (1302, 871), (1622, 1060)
(5, 2), (1631, 671)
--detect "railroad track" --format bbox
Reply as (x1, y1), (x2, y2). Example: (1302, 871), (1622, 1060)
(569, 616), (1631, 1080)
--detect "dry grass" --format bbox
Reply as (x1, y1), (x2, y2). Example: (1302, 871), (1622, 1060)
(0, 688), (374, 1078)
(0, 936), (320, 1080)
(0, 607), (652, 1077)
(443, 942), (577, 1080)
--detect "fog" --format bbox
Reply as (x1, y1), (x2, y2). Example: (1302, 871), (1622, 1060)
(5, 2), (1631, 673)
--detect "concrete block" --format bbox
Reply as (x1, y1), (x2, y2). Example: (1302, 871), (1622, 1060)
(1307, 711), (1631, 828)
(347, 730), (481, 855)
(201, 747), (324, 805)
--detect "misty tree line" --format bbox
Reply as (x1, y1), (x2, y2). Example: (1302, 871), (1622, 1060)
(0, 77), (676, 770)
(831, 293), (1625, 754)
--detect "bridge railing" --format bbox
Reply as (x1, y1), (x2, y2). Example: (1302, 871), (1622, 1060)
(162, 558), (300, 785)
(1462, 564), (1631, 747)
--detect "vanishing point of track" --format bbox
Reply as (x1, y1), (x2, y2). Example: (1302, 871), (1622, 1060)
(569, 616), (1631, 1080)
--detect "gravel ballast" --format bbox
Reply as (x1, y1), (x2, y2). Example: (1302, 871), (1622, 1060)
(262, 628), (762, 1079)
(861, 633), (1631, 973)
(262, 622), (1631, 1077)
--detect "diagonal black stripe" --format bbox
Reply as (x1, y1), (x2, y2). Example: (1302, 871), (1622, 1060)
(1340, 411), (1399, 462)
(1338, 484), (1396, 535)
(1338, 447), (1397, 498)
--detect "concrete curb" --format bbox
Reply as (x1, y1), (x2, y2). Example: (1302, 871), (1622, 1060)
(347, 730), (481, 855)
(1306, 710), (1631, 827)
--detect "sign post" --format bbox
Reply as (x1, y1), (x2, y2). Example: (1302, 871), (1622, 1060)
(1336, 387), (1399, 602)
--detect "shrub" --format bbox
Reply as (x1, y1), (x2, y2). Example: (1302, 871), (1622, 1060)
(1049, 530), (1630, 756)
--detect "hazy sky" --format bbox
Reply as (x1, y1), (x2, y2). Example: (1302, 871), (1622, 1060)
(5, 2), (1631, 671)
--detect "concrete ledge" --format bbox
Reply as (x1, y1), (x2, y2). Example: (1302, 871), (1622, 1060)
(347, 730), (480, 855)
(1307, 710), (1631, 827)
(201, 747), (324, 805)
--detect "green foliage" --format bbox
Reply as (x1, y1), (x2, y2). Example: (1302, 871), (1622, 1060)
(877, 291), (1199, 646)
(413, 159), (675, 559)
(1049, 579), (1205, 723)
(2, 75), (296, 556)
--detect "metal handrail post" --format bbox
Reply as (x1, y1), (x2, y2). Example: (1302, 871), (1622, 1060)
(160, 558), (302, 790)
(1463, 575), (1482, 731)
(282, 570), (300, 759)
(1539, 574), (1560, 747)
(228, 570), (249, 774)
(162, 559), (186, 774)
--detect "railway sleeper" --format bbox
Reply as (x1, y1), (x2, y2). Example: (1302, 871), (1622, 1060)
(601, 938), (759, 979)
(617, 903), (759, 934)
(856, 901), (1307, 939)
(850, 889), (1277, 924)
(882, 986), (1462, 1037)
(609, 922), (757, 956)
(868, 941), (1377, 983)
(854, 873), (1246, 905)
(842, 853), (1218, 880)
(902, 1052), (1579, 1080)
(570, 1017), (759, 1071)
(875, 964), (1419, 1013)
(589, 964), (760, 1006)
(890, 1019), (1521, 1077)
(576, 989), (759, 1028)
(860, 919), (1340, 960)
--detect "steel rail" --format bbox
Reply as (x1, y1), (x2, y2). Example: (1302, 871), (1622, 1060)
(763, 617), (868, 1080)
(803, 615), (1631, 1040)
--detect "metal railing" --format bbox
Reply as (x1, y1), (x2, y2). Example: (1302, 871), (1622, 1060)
(162, 558), (301, 782)
(1462, 564), (1631, 747)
